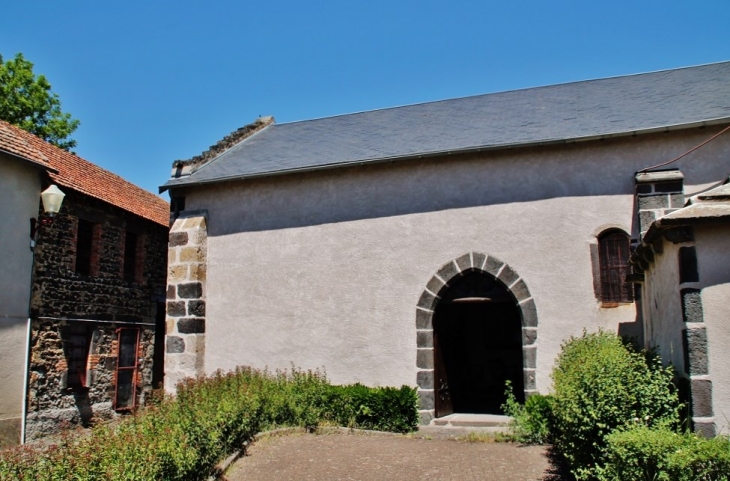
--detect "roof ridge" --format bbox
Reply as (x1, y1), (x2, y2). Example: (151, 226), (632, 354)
(276, 60), (730, 127)
(171, 116), (274, 178)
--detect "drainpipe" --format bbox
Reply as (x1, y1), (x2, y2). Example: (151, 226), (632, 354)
(20, 316), (31, 444)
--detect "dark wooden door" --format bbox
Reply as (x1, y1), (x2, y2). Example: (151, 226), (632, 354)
(434, 328), (453, 417)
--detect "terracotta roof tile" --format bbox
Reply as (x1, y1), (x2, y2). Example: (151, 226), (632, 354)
(0, 120), (169, 226)
(0, 120), (54, 170)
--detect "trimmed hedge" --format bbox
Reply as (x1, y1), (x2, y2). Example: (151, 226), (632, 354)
(598, 426), (730, 481)
(0, 367), (417, 481)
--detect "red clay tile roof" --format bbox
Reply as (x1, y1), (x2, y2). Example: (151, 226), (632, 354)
(0, 120), (55, 171)
(0, 120), (169, 226)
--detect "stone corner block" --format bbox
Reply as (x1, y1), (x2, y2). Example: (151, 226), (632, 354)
(416, 349), (434, 369)
(417, 390), (435, 410)
(177, 317), (206, 334)
(497, 264), (519, 287)
(454, 253), (472, 273)
(510, 279), (531, 302)
(417, 330), (433, 348)
(178, 282), (203, 299)
(436, 261), (460, 283)
(471, 252), (487, 270)
(484, 255), (504, 276)
(169, 231), (189, 247)
(416, 370), (434, 389)
(417, 290), (439, 311)
(166, 336), (185, 353)
(416, 308), (433, 330)
(519, 298), (538, 327)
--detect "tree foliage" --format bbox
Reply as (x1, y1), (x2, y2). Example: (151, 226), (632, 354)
(0, 53), (80, 150)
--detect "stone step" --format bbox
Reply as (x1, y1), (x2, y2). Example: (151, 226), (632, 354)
(430, 413), (512, 428)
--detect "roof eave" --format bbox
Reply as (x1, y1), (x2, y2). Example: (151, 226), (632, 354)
(160, 117), (730, 193)
(0, 148), (59, 174)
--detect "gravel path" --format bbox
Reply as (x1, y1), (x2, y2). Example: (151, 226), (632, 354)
(225, 431), (567, 481)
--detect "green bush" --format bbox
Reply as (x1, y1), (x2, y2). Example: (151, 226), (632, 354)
(327, 383), (418, 433)
(502, 381), (553, 444)
(0, 367), (417, 481)
(550, 330), (681, 479)
(598, 425), (730, 481)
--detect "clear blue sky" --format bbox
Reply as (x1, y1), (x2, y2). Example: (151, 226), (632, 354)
(1, 1), (728, 196)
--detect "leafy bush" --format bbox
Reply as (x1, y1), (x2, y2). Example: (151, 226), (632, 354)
(598, 425), (730, 481)
(550, 330), (681, 479)
(502, 381), (553, 444)
(327, 383), (418, 433)
(0, 367), (417, 481)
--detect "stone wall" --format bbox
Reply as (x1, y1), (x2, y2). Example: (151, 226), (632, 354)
(164, 211), (207, 393)
(26, 189), (167, 440)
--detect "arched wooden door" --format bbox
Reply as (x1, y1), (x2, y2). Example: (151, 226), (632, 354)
(433, 271), (524, 417)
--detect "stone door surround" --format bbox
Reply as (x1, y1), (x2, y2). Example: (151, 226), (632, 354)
(415, 252), (538, 425)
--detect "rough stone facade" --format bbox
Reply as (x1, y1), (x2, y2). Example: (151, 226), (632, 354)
(26, 189), (168, 440)
(164, 211), (208, 393)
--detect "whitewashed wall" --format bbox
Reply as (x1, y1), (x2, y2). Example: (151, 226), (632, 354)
(182, 127), (730, 397)
(0, 154), (42, 444)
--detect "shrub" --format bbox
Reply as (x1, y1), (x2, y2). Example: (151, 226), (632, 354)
(326, 383), (419, 433)
(550, 330), (681, 479)
(0, 367), (418, 481)
(598, 425), (730, 481)
(502, 381), (553, 444)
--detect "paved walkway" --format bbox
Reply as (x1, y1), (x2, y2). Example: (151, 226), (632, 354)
(225, 430), (567, 481)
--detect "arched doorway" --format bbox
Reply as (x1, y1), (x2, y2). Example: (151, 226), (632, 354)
(433, 271), (524, 416)
(415, 252), (538, 424)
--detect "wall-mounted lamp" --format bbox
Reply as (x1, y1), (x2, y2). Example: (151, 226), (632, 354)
(30, 184), (66, 248)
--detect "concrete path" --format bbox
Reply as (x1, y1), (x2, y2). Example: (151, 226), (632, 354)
(224, 430), (567, 481)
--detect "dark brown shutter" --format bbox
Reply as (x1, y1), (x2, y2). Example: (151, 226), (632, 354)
(598, 231), (634, 304)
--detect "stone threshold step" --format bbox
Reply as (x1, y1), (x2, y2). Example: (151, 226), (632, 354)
(431, 413), (512, 428)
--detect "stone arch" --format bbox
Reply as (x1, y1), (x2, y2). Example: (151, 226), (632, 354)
(415, 252), (538, 424)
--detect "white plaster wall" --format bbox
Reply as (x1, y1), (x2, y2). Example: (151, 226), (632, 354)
(0, 154), (41, 425)
(183, 127), (730, 393)
(641, 242), (684, 370)
(695, 225), (730, 434)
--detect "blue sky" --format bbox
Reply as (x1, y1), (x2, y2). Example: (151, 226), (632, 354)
(1, 1), (728, 196)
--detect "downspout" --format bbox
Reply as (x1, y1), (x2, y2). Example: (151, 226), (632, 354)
(20, 315), (31, 444)
(21, 208), (41, 444)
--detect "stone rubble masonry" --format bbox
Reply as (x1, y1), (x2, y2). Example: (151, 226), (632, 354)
(27, 189), (167, 440)
(165, 211), (208, 393)
(635, 170), (685, 240)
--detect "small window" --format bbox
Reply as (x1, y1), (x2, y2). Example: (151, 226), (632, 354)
(598, 230), (634, 304)
(75, 219), (101, 276)
(75, 219), (95, 275)
(123, 231), (138, 282)
(60, 324), (91, 390)
(114, 327), (140, 411)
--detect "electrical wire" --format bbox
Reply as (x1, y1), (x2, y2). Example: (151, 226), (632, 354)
(638, 124), (730, 172)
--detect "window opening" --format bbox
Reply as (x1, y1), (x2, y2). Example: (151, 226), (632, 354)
(123, 231), (138, 282)
(598, 231), (634, 304)
(114, 328), (140, 411)
(76, 219), (94, 275)
(60, 324), (91, 390)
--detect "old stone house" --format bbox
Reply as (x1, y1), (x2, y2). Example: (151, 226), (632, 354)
(160, 62), (730, 434)
(0, 120), (170, 442)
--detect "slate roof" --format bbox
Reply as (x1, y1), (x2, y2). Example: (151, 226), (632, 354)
(163, 61), (730, 191)
(0, 120), (169, 226)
